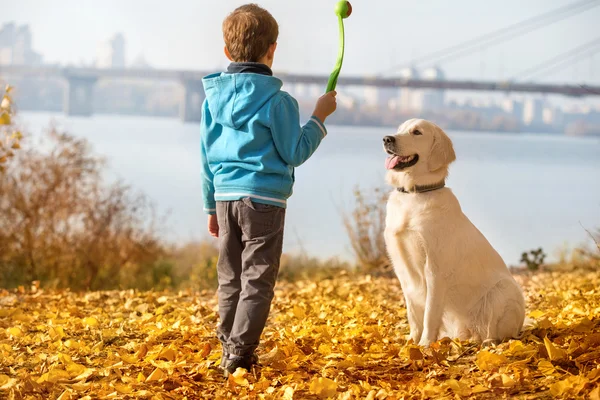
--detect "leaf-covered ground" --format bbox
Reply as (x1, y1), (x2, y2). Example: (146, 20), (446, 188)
(1, 270), (599, 399)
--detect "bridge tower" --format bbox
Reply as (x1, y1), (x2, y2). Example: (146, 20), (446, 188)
(64, 74), (97, 117)
(180, 79), (205, 123)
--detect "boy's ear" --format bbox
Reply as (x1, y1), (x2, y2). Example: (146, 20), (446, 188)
(267, 42), (277, 59)
(224, 46), (233, 61)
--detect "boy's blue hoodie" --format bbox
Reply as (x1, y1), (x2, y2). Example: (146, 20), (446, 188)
(200, 64), (327, 215)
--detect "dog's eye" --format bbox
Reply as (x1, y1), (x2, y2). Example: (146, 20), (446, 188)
(412, 130), (422, 136)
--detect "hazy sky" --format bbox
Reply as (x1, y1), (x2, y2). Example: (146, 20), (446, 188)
(3, 0), (599, 84)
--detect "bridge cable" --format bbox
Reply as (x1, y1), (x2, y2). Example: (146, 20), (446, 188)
(511, 36), (600, 81)
(517, 42), (600, 81)
(380, 0), (600, 75)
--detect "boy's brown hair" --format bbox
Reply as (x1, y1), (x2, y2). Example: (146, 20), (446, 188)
(222, 4), (279, 63)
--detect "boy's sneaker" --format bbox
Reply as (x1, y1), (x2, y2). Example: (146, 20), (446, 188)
(224, 353), (259, 377)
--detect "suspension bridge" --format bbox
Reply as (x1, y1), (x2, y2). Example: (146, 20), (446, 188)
(0, 0), (598, 122)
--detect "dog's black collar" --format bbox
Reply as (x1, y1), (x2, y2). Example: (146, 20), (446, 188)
(397, 181), (446, 194)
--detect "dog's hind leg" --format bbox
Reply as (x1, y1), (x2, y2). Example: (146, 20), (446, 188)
(494, 300), (524, 341)
(475, 280), (525, 343)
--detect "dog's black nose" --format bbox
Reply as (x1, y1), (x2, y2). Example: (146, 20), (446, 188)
(383, 136), (395, 145)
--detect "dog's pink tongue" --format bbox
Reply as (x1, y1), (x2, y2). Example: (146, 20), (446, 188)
(385, 156), (399, 170)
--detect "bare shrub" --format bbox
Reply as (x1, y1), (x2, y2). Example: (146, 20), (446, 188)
(0, 129), (164, 290)
(343, 186), (391, 274)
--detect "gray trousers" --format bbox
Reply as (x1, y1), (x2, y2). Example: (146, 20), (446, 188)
(215, 198), (285, 356)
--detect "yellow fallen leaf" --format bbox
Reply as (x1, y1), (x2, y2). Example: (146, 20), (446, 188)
(544, 337), (567, 361)
(66, 362), (88, 378)
(48, 326), (65, 340)
(471, 384), (488, 393)
(64, 339), (80, 349)
(7, 327), (23, 337)
(56, 390), (71, 400)
(476, 350), (508, 371)
(573, 318), (594, 333)
(529, 310), (546, 319)
(137, 372), (146, 382)
(72, 368), (94, 382)
(145, 368), (165, 382)
(309, 377), (337, 399)
(538, 318), (554, 329)
(318, 343), (332, 355)
(538, 360), (556, 376)
(442, 379), (471, 396)
(590, 385), (600, 400)
(506, 340), (537, 357)
(501, 374), (516, 387)
(0, 374), (17, 390)
(158, 347), (177, 361)
(45, 368), (71, 383)
(282, 386), (294, 400)
(293, 305), (306, 319)
(83, 317), (99, 327)
(230, 368), (249, 386)
(70, 382), (92, 392)
(114, 383), (133, 394)
(150, 360), (174, 370)
(422, 383), (443, 397)
(550, 375), (588, 397)
(91, 341), (104, 353)
(120, 353), (139, 364)
(442, 379), (460, 392)
(588, 368), (600, 380)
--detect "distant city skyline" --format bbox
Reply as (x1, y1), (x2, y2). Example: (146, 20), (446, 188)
(2, 0), (599, 85)
(0, 22), (43, 66)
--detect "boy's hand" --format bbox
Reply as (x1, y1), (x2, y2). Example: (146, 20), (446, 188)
(208, 214), (219, 238)
(312, 91), (337, 123)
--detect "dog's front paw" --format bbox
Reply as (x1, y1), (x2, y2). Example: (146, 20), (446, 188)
(418, 331), (437, 347)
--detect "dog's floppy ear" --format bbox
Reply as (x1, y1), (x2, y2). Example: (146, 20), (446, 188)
(428, 127), (456, 172)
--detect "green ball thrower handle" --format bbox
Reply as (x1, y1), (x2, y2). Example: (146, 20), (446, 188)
(326, 1), (352, 93)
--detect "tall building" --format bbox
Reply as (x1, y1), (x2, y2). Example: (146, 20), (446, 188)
(543, 105), (563, 127)
(419, 66), (446, 111)
(97, 33), (126, 69)
(363, 85), (399, 109)
(0, 22), (43, 65)
(502, 98), (524, 121)
(523, 98), (546, 126)
(394, 66), (422, 112)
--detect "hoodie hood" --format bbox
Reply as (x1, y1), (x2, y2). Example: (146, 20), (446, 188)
(202, 71), (283, 129)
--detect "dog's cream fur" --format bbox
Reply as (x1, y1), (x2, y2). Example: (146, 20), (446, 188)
(383, 119), (525, 346)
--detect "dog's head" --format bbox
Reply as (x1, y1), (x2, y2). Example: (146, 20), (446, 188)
(383, 119), (456, 188)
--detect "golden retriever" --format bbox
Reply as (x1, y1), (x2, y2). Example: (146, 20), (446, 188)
(383, 118), (525, 346)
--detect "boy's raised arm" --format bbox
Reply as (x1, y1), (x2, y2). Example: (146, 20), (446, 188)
(270, 94), (330, 168)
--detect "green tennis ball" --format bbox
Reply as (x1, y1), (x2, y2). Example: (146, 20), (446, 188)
(334, 1), (352, 19)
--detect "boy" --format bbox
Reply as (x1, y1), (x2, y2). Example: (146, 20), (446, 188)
(200, 4), (337, 376)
